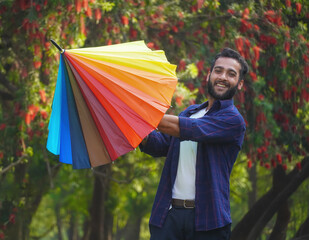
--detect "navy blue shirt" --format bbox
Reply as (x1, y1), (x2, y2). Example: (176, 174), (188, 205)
(140, 99), (246, 231)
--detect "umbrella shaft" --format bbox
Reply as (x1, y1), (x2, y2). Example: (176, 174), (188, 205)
(50, 39), (64, 53)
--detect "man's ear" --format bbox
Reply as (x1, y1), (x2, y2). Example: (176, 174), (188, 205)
(238, 79), (244, 90)
(206, 72), (210, 83)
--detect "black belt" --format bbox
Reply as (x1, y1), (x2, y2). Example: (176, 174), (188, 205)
(172, 199), (195, 208)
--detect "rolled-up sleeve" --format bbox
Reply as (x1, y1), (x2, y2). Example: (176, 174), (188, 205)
(179, 112), (245, 144)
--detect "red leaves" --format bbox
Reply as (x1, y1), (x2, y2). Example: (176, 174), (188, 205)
(276, 154), (282, 164)
(264, 10), (283, 26)
(39, 89), (46, 103)
(283, 89), (292, 100)
(280, 58), (287, 69)
(129, 28), (137, 39)
(264, 129), (272, 139)
(227, 9), (235, 15)
(295, 3), (302, 15)
(0, 123), (6, 130)
(286, 0), (291, 8)
(196, 60), (204, 72)
(9, 214), (15, 224)
(249, 72), (257, 82)
(40, 110), (48, 120)
(260, 34), (277, 46)
(147, 42), (154, 49)
(80, 15), (86, 36)
(33, 61), (41, 69)
(239, 19), (252, 33)
(25, 105), (40, 126)
(296, 162), (302, 170)
(242, 8), (250, 19)
(178, 59), (186, 71)
(258, 94), (264, 101)
(271, 158), (277, 168)
(284, 42), (290, 52)
(75, 0), (81, 13)
(247, 160), (252, 169)
(252, 46), (261, 61)
(301, 89), (309, 102)
(82, 0), (88, 10)
(34, 44), (41, 57)
(86, 8), (92, 18)
(304, 65), (309, 78)
(235, 37), (244, 52)
(95, 8), (101, 21)
(121, 16), (129, 26)
(172, 26), (178, 33)
(175, 96), (183, 106)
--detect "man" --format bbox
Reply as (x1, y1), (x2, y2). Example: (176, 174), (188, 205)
(140, 48), (249, 240)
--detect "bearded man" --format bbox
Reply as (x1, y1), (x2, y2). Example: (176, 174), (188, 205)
(140, 48), (249, 240)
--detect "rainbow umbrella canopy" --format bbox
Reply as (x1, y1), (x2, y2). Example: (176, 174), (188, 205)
(46, 40), (178, 169)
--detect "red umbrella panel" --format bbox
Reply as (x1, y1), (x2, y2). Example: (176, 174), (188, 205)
(46, 41), (178, 169)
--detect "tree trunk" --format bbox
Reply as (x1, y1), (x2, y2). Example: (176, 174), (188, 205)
(268, 201), (290, 240)
(231, 157), (309, 240)
(4, 163), (60, 240)
(82, 164), (111, 240)
(104, 205), (113, 240)
(269, 166), (291, 240)
(246, 157), (309, 240)
(248, 163), (257, 209)
(68, 212), (80, 240)
(115, 215), (143, 240)
(56, 204), (64, 240)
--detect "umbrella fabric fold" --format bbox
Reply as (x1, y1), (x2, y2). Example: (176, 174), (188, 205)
(47, 40), (178, 169)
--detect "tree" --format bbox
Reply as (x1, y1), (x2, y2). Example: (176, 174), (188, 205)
(0, 0), (308, 239)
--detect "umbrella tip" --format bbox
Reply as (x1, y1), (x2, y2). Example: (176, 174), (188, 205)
(50, 39), (65, 53)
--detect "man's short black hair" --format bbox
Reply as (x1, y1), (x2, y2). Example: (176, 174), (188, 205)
(210, 48), (249, 82)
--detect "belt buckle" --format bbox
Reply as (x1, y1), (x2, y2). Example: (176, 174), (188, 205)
(183, 200), (194, 209)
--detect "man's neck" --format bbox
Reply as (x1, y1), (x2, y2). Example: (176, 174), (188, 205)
(206, 96), (215, 111)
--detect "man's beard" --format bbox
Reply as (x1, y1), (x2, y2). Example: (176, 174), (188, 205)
(207, 77), (238, 100)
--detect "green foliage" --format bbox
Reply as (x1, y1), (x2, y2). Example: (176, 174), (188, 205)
(0, 0), (308, 239)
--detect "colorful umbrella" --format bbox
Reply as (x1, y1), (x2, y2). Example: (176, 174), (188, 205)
(46, 40), (178, 169)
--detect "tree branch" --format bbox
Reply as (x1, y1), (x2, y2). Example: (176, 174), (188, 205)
(0, 155), (28, 176)
(0, 72), (18, 93)
(0, 89), (14, 100)
(92, 168), (135, 184)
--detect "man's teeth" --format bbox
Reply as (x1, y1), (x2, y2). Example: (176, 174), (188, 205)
(217, 83), (226, 87)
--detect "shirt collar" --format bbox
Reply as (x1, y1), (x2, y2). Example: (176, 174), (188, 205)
(214, 99), (234, 110)
(188, 99), (233, 114)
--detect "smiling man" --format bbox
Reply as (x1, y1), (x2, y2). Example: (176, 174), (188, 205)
(140, 48), (249, 240)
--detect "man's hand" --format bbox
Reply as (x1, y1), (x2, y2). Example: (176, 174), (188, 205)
(157, 114), (180, 137)
(140, 135), (148, 146)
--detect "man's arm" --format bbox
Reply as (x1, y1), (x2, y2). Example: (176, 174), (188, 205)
(157, 114), (180, 137)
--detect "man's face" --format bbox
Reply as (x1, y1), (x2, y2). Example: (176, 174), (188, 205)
(207, 57), (243, 100)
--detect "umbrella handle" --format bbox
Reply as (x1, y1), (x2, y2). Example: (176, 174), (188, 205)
(50, 39), (65, 53)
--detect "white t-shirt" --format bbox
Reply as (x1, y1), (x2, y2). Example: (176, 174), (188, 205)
(172, 108), (208, 200)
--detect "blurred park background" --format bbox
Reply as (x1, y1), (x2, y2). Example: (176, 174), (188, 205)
(0, 0), (309, 239)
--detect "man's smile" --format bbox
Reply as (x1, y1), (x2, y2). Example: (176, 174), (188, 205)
(214, 81), (229, 90)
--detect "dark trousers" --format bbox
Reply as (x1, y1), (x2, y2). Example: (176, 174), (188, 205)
(150, 207), (231, 240)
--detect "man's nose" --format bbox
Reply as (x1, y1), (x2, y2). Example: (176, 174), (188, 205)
(220, 71), (228, 80)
